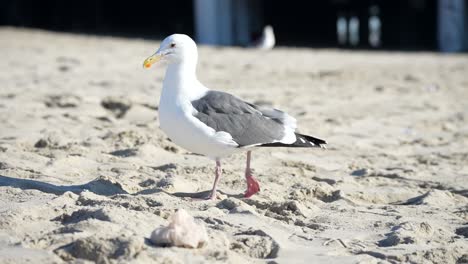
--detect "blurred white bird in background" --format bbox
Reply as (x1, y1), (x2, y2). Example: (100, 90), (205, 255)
(251, 25), (276, 50)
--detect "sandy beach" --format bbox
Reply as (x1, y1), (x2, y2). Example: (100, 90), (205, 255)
(0, 27), (467, 263)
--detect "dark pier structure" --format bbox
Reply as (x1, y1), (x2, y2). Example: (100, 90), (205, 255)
(0, 0), (466, 52)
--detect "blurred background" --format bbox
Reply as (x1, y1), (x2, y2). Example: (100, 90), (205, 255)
(0, 0), (467, 52)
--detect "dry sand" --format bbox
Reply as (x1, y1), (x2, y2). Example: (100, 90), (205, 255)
(0, 27), (467, 263)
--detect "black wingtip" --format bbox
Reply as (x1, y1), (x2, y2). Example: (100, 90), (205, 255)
(295, 133), (327, 148)
(258, 133), (327, 148)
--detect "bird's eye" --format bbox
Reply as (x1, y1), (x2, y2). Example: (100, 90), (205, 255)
(170, 43), (176, 48)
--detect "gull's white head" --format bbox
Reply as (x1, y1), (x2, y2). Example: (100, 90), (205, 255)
(143, 34), (198, 69)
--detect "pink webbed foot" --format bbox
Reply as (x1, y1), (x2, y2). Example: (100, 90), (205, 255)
(244, 175), (260, 198)
(204, 191), (218, 200)
(198, 160), (222, 201)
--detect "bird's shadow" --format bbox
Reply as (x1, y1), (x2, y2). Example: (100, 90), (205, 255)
(171, 190), (244, 199)
(0, 174), (128, 196)
(136, 187), (243, 199)
(0, 174), (244, 199)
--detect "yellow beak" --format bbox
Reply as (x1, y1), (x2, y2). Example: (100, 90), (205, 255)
(143, 54), (162, 69)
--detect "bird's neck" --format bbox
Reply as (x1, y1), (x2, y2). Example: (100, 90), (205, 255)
(161, 61), (207, 103)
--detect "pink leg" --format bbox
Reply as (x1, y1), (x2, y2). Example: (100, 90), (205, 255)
(207, 160), (221, 200)
(244, 151), (260, 198)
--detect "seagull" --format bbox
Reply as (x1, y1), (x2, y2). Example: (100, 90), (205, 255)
(143, 34), (326, 200)
(251, 25), (276, 50)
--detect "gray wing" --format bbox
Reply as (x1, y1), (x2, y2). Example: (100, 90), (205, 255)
(191, 91), (288, 147)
